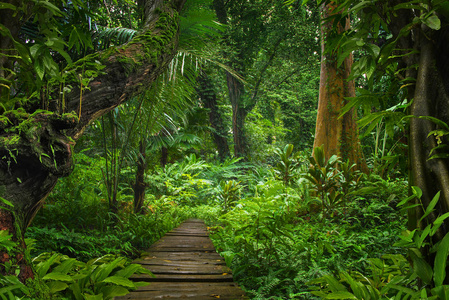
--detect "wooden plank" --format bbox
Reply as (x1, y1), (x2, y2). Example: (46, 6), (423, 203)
(135, 259), (226, 266)
(115, 282), (247, 299)
(131, 273), (234, 282)
(139, 264), (231, 274)
(116, 219), (248, 299)
(139, 252), (224, 260)
(136, 282), (244, 291)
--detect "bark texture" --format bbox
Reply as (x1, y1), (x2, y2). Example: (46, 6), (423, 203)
(409, 24), (449, 238)
(370, 1), (449, 273)
(380, 1), (449, 239)
(133, 141), (147, 214)
(198, 72), (230, 161)
(313, 3), (366, 171)
(0, 0), (186, 281)
(227, 74), (248, 158)
(213, 0), (250, 159)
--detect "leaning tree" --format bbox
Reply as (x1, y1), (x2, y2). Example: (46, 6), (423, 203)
(0, 0), (186, 280)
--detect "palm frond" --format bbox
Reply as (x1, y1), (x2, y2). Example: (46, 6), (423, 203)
(92, 26), (137, 50)
(173, 132), (202, 146)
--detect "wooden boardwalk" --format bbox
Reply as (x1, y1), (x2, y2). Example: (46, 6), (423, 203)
(116, 219), (248, 299)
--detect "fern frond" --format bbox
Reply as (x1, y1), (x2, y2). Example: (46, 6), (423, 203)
(92, 26), (137, 50)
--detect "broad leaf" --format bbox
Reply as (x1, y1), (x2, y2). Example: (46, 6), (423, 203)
(101, 276), (134, 288)
(0, 2), (17, 10)
(46, 281), (69, 293)
(84, 293), (104, 300)
(423, 15), (441, 30)
(325, 291), (358, 299)
(409, 248), (433, 285)
(421, 191), (440, 221)
(434, 232), (449, 286)
(100, 286), (130, 299)
(43, 272), (73, 282)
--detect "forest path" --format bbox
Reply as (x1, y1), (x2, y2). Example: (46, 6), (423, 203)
(115, 219), (248, 299)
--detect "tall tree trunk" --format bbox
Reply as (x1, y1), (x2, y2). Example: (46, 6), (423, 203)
(227, 73), (248, 158)
(134, 140), (147, 214)
(213, 0), (247, 159)
(197, 72), (230, 161)
(313, 3), (366, 171)
(409, 24), (449, 242)
(160, 146), (169, 167)
(370, 1), (449, 272)
(0, 0), (186, 281)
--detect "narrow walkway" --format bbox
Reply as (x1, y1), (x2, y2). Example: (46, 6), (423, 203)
(116, 219), (248, 299)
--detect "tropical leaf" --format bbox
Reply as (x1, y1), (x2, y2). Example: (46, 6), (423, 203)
(92, 26), (137, 50)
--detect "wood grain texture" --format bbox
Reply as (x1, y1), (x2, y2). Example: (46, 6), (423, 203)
(115, 219), (248, 299)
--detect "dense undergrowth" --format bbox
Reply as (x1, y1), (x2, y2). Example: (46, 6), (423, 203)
(10, 145), (449, 299)
(0, 145), (416, 299)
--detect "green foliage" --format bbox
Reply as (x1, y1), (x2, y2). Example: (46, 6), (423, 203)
(26, 227), (133, 261)
(204, 150), (407, 299)
(35, 253), (151, 299)
(0, 274), (31, 299)
(303, 146), (364, 219)
(33, 151), (109, 230)
(274, 144), (300, 186)
(19, 148), (410, 299)
(308, 187), (449, 299)
(308, 255), (413, 300)
(245, 110), (290, 163)
(92, 27), (137, 51)
(217, 180), (242, 213)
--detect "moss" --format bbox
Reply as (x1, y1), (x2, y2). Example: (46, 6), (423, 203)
(29, 109), (54, 118)
(0, 116), (11, 129)
(123, 10), (179, 69)
(1, 135), (20, 146)
(5, 108), (28, 123)
(16, 117), (41, 137)
(61, 112), (78, 123)
(0, 109), (77, 158)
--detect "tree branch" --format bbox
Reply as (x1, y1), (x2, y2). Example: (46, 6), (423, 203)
(249, 36), (283, 106)
(63, 0), (184, 139)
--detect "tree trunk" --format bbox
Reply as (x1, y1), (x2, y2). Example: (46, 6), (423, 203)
(198, 72), (230, 161)
(409, 24), (449, 241)
(227, 73), (248, 158)
(369, 1), (449, 273)
(313, 3), (366, 171)
(134, 141), (147, 214)
(160, 146), (169, 168)
(213, 0), (249, 159)
(0, 0), (186, 281)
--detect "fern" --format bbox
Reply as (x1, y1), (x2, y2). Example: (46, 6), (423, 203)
(250, 269), (287, 299)
(92, 26), (137, 50)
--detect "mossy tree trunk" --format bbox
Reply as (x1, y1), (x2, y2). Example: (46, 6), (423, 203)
(313, 2), (366, 171)
(0, 0), (186, 281)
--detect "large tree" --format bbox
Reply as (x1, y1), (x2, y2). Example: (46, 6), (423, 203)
(0, 0), (186, 280)
(322, 0), (449, 270)
(313, 2), (366, 171)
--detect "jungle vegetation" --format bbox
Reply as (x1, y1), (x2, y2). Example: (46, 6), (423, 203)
(1, 0), (449, 299)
